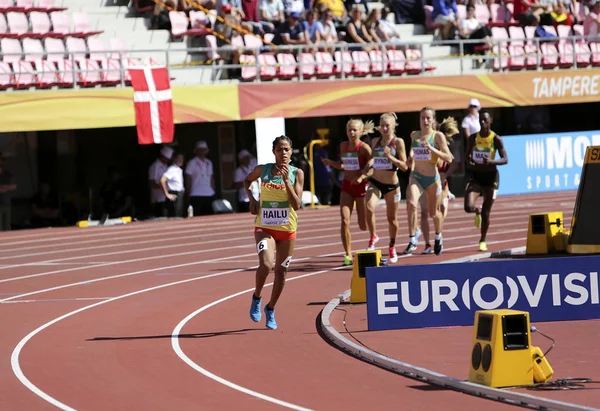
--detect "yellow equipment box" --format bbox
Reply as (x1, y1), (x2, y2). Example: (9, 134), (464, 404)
(526, 212), (565, 255)
(349, 250), (382, 304)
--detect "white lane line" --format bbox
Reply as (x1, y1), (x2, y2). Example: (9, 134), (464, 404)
(1, 298), (111, 304)
(10, 233), (525, 411)
(171, 266), (349, 411)
(0, 204), (554, 267)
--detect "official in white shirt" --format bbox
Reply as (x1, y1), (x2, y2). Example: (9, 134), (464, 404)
(161, 152), (185, 217)
(233, 149), (259, 212)
(148, 146), (173, 217)
(461, 98), (481, 139)
(185, 141), (216, 216)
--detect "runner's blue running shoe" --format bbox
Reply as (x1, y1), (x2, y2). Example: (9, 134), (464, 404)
(264, 305), (277, 330)
(250, 295), (262, 322)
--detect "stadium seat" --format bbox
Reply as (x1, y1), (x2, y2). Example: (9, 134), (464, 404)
(333, 50), (353, 76)
(263, 32), (274, 44)
(299, 52), (316, 78)
(491, 26), (509, 71)
(0, 61), (14, 88)
(244, 34), (277, 80)
(50, 11), (71, 38)
(508, 26), (537, 69)
(457, 4), (466, 20)
(539, 25), (559, 68)
(72, 12), (104, 37)
(368, 49), (385, 75)
(6, 11), (29, 38)
(590, 42), (600, 67)
(0, 0), (22, 12)
(37, 0), (67, 12)
(204, 34), (222, 62)
(572, 24), (592, 67)
(0, 13), (12, 38)
(234, 35), (256, 81)
(556, 24), (575, 68)
(475, 4), (490, 25)
(169, 11), (206, 39)
(315, 51), (334, 78)
(276, 52), (296, 79)
(22, 37), (57, 87)
(30, 11), (53, 38)
(351, 50), (370, 76)
(189, 10), (210, 31)
(386, 49), (405, 75)
(1, 38), (37, 88)
(16, 0), (36, 12)
(65, 37), (103, 86)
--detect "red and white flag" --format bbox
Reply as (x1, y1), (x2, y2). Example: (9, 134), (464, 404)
(128, 65), (174, 145)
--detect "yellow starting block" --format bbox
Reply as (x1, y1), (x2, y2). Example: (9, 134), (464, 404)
(468, 310), (553, 388)
(526, 212), (568, 255)
(349, 249), (382, 304)
(77, 216), (132, 228)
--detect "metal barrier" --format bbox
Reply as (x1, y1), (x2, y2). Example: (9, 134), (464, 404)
(0, 34), (598, 89)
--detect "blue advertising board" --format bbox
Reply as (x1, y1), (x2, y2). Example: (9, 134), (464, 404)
(365, 255), (600, 331)
(498, 130), (600, 195)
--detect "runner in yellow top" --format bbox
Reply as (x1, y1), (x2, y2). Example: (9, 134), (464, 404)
(403, 107), (456, 256)
(464, 111), (508, 252)
(244, 136), (304, 330)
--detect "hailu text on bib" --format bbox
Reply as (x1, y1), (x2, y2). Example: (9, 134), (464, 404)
(341, 152), (360, 171)
(261, 200), (290, 226)
(373, 152), (393, 170)
(413, 146), (431, 161)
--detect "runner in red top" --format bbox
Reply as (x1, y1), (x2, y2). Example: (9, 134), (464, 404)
(322, 118), (374, 266)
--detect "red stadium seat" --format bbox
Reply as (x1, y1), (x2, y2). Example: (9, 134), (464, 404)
(509, 26), (537, 69)
(23, 37), (57, 87)
(37, 0), (67, 12)
(0, 0), (22, 12)
(351, 50), (370, 76)
(6, 11), (29, 38)
(333, 50), (353, 76)
(169, 11), (205, 39)
(299, 52), (316, 79)
(276, 53), (296, 79)
(315, 51), (334, 78)
(386, 49), (405, 75)
(30, 11), (54, 38)
(368, 49), (386, 75)
(0, 60), (14, 88)
(49, 11), (71, 38)
(72, 12), (104, 37)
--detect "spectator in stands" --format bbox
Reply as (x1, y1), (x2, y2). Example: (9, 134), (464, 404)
(161, 152), (186, 217)
(30, 182), (62, 228)
(283, 0), (305, 15)
(316, 8), (340, 51)
(345, 5), (376, 51)
(261, 0), (285, 29)
(194, 0), (217, 10)
(432, 0), (460, 40)
(551, 1), (574, 25)
(272, 11), (308, 46)
(458, 4), (493, 54)
(233, 149), (259, 212)
(99, 167), (133, 220)
(365, 8), (401, 46)
(584, 0), (600, 35)
(185, 141), (216, 216)
(148, 146), (173, 218)
(314, 0), (347, 25)
(303, 10), (322, 44)
(240, 0), (276, 34)
(344, 0), (369, 14)
(387, 0), (425, 24)
(151, 0), (179, 30)
(377, 7), (402, 42)
(0, 153), (16, 231)
(513, 0), (553, 26)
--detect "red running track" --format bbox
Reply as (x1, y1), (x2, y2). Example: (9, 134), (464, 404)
(0, 191), (581, 411)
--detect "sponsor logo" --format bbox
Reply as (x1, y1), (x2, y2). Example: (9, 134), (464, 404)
(376, 272), (600, 316)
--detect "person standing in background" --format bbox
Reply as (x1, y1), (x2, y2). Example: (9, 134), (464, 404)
(161, 152), (186, 218)
(148, 146), (173, 218)
(0, 152), (16, 231)
(185, 141), (216, 216)
(234, 150), (259, 212)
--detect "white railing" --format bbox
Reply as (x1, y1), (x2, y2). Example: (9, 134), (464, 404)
(0, 34), (598, 89)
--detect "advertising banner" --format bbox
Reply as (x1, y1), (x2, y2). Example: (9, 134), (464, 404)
(500, 130), (600, 195)
(365, 255), (600, 331)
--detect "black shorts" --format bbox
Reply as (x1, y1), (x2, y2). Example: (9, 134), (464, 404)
(368, 178), (400, 196)
(468, 170), (499, 190)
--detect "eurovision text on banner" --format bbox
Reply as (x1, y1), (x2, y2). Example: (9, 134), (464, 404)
(364, 255), (600, 332)
(128, 66), (175, 145)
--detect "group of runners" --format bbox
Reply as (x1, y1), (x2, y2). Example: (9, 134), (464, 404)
(241, 108), (508, 330)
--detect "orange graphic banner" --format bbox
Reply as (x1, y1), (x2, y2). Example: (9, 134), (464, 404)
(0, 69), (597, 132)
(238, 69), (600, 120)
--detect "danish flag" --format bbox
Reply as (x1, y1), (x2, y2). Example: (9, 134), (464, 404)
(128, 65), (174, 145)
